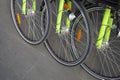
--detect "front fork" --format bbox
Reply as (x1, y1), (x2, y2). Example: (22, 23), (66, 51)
(22, 0), (36, 15)
(56, 0), (72, 34)
(96, 7), (113, 49)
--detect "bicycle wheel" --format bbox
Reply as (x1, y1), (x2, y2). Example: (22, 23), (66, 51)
(44, 0), (92, 66)
(11, 0), (51, 44)
(81, 6), (120, 79)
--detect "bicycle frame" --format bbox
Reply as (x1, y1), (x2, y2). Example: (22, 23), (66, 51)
(96, 7), (113, 49)
(56, 0), (71, 34)
(22, 0), (36, 15)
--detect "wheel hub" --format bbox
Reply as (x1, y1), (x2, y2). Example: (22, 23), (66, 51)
(26, 9), (35, 16)
(98, 42), (109, 51)
(60, 27), (69, 36)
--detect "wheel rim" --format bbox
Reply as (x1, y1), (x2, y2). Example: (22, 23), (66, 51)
(82, 7), (120, 79)
(45, 1), (91, 66)
(11, 0), (49, 44)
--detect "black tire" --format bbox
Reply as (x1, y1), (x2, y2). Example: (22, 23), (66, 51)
(11, 0), (51, 45)
(44, 0), (92, 66)
(81, 6), (120, 80)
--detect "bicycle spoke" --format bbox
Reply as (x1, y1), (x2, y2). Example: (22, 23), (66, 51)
(97, 50), (106, 76)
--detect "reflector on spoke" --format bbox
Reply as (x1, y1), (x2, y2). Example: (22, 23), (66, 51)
(77, 28), (82, 41)
(16, 13), (21, 25)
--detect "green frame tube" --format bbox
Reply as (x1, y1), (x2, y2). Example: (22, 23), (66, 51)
(66, 0), (72, 29)
(22, 0), (27, 15)
(32, 0), (36, 12)
(56, 0), (64, 34)
(104, 17), (113, 42)
(96, 7), (111, 48)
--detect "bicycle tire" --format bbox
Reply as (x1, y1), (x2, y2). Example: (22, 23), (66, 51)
(44, 0), (92, 66)
(11, 0), (51, 45)
(81, 6), (120, 80)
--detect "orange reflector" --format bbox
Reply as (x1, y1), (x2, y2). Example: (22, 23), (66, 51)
(64, 3), (70, 10)
(77, 29), (82, 41)
(16, 13), (21, 25)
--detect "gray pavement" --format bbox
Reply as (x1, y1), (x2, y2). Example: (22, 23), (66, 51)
(0, 0), (98, 80)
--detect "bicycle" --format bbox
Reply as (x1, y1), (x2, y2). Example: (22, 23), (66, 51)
(43, 0), (92, 66)
(80, 0), (120, 79)
(11, 0), (51, 44)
